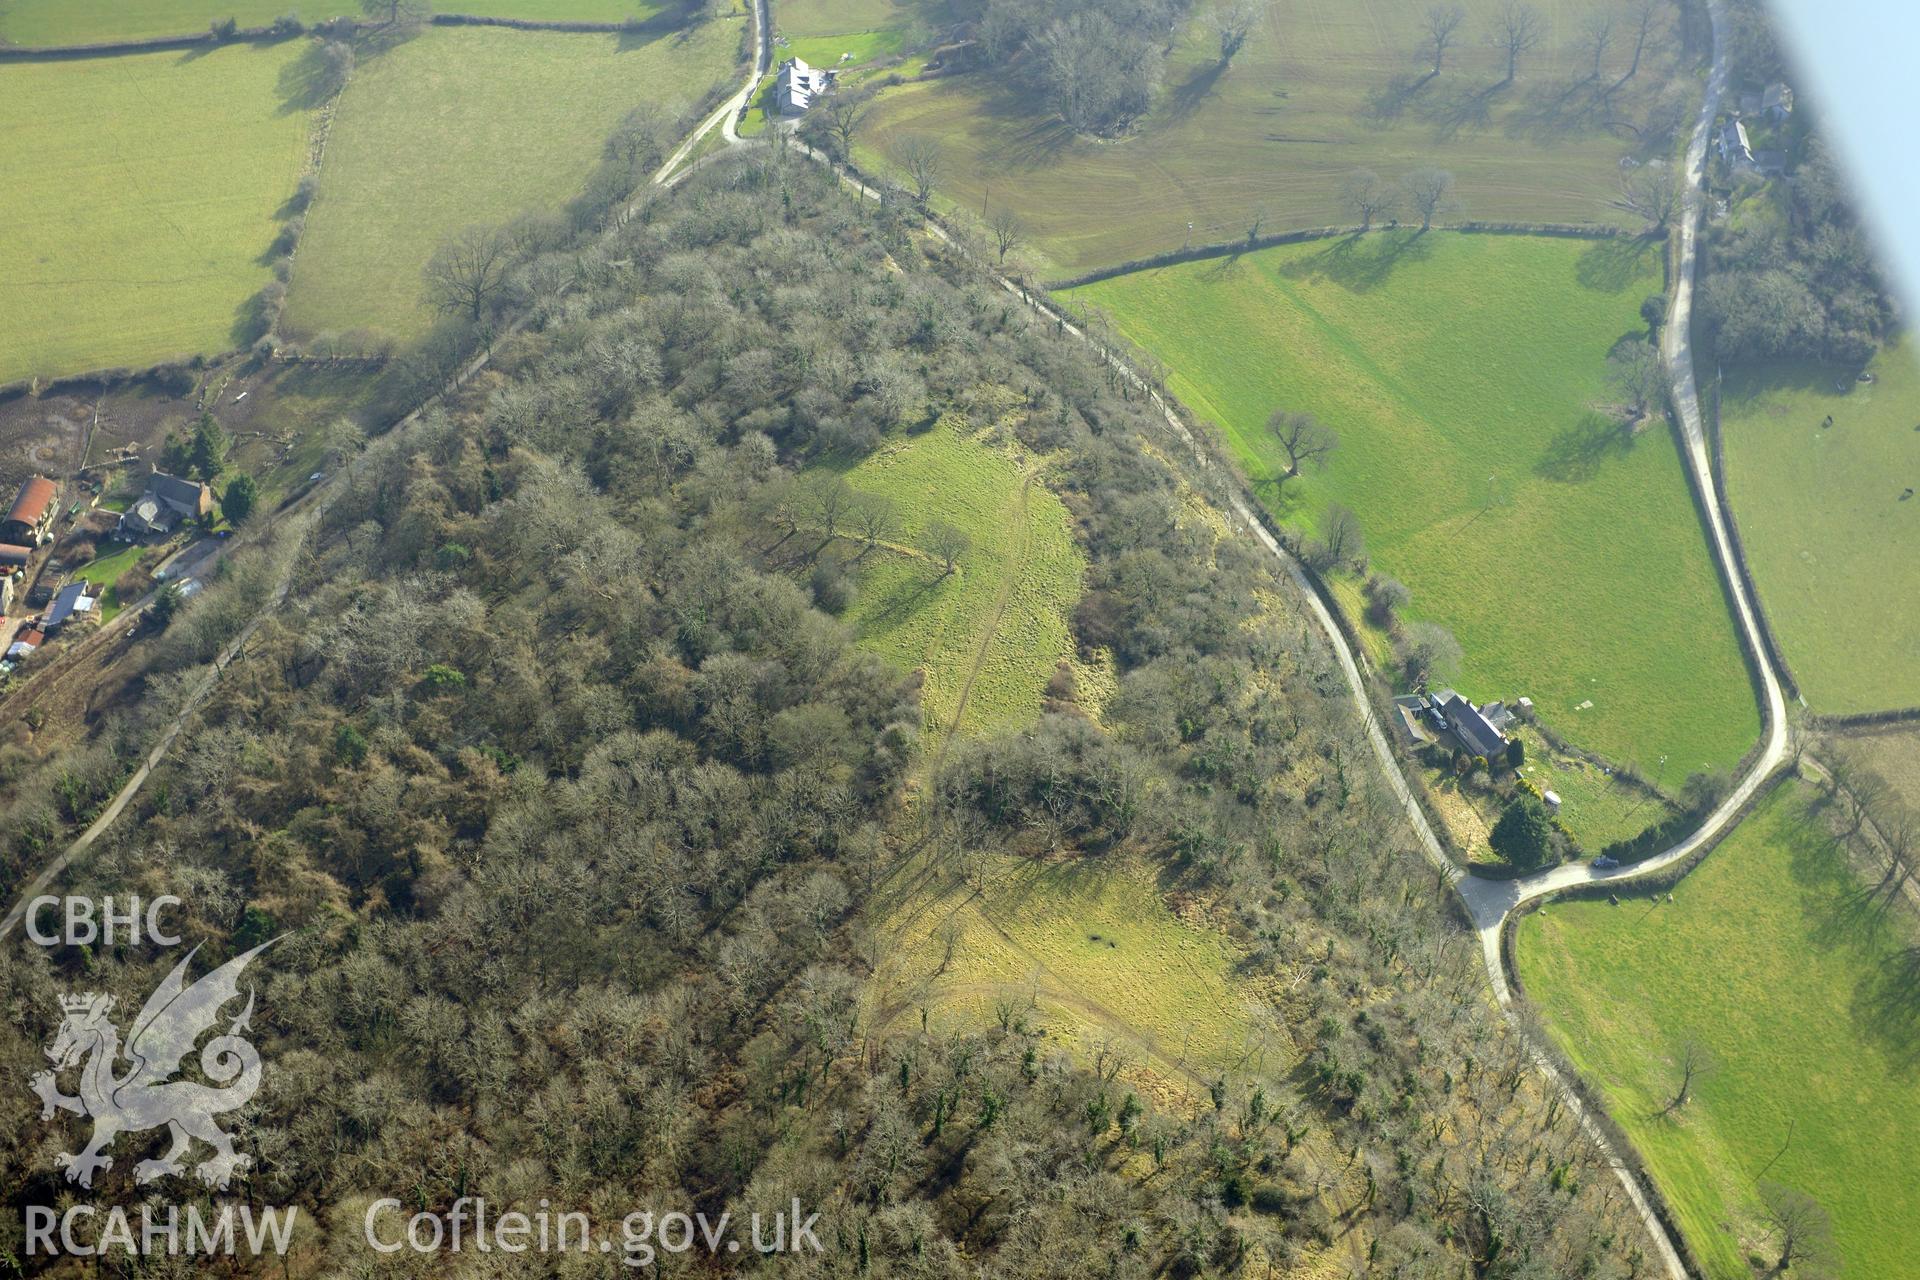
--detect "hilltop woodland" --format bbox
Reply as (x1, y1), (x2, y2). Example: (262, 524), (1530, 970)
(0, 150), (1659, 1275)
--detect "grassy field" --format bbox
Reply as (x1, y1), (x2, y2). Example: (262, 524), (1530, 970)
(283, 20), (739, 341)
(1070, 232), (1757, 772)
(0, 0), (674, 44)
(1840, 726), (1920, 811)
(772, 0), (947, 40)
(0, 42), (313, 384)
(858, 0), (1698, 276)
(1718, 338), (1920, 713)
(1517, 781), (1920, 1279)
(833, 422), (1082, 744)
(868, 848), (1272, 1107)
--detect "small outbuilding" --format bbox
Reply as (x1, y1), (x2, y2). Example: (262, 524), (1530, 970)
(7, 628), (44, 660)
(43, 581), (98, 631)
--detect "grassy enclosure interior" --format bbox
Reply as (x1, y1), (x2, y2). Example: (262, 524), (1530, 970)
(868, 848), (1270, 1108)
(1516, 781), (1920, 1280)
(0, 0), (677, 45)
(858, 0), (1700, 276)
(282, 19), (740, 342)
(1718, 338), (1920, 714)
(1069, 231), (1758, 773)
(831, 421), (1083, 745)
(0, 41), (314, 384)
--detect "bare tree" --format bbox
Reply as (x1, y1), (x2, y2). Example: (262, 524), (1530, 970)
(819, 92), (870, 163)
(890, 134), (942, 208)
(807, 474), (857, 543)
(606, 101), (680, 174)
(852, 494), (899, 557)
(1619, 161), (1682, 232)
(1663, 1039), (1713, 1112)
(1322, 502), (1366, 568)
(926, 519), (971, 575)
(1606, 340), (1664, 424)
(1207, 0), (1261, 65)
(1488, 1), (1543, 84)
(990, 206), (1023, 264)
(1422, 4), (1466, 76)
(1758, 1183), (1839, 1278)
(1621, 0), (1665, 82)
(1870, 805), (1916, 916)
(423, 224), (514, 324)
(1245, 204), (1270, 246)
(1579, 12), (1615, 81)
(1266, 410), (1338, 498)
(360, 0), (429, 28)
(1402, 167), (1457, 230)
(1341, 169), (1398, 231)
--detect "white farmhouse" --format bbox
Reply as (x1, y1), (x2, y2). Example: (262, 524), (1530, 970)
(775, 57), (834, 117)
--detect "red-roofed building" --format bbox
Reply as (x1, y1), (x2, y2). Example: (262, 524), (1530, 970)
(3, 477), (57, 547)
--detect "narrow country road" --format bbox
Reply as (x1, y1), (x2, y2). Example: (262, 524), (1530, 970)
(1455, 0), (1788, 984)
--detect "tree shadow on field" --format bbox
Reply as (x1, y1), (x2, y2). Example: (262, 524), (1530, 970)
(1779, 788), (1920, 1073)
(1576, 236), (1659, 294)
(969, 81), (1078, 170)
(276, 37), (353, 113)
(1276, 229), (1433, 293)
(615, 5), (701, 51)
(1533, 412), (1635, 483)
(1502, 76), (1608, 145)
(863, 564), (955, 629)
(1413, 80), (1498, 141)
(1855, 946), (1920, 1074)
(1360, 72), (1426, 126)
(1162, 58), (1227, 126)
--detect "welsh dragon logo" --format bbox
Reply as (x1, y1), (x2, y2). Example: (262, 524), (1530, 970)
(30, 939), (279, 1190)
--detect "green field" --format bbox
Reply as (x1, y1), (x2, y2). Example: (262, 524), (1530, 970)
(0, 42), (312, 384)
(859, 0), (1696, 276)
(870, 848), (1265, 1108)
(1719, 339), (1920, 713)
(835, 422), (1082, 743)
(1070, 232), (1757, 772)
(0, 0), (671, 45)
(1517, 782), (1920, 1279)
(283, 21), (739, 341)
(773, 0), (944, 40)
